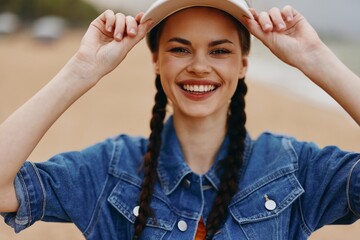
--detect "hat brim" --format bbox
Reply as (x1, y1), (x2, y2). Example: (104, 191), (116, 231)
(141, 0), (253, 31)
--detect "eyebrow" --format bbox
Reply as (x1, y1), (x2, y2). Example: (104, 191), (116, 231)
(168, 37), (191, 45)
(168, 37), (233, 47)
(209, 39), (234, 47)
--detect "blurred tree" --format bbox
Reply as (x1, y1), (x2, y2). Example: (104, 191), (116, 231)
(0, 0), (99, 26)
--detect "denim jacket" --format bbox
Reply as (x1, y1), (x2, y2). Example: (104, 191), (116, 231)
(2, 116), (360, 239)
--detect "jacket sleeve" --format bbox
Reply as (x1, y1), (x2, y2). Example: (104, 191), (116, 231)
(293, 140), (360, 232)
(1, 137), (117, 233)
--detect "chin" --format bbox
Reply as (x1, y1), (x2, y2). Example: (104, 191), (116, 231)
(179, 106), (225, 119)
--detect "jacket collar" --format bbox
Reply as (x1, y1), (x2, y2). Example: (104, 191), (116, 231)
(157, 116), (252, 195)
(157, 116), (191, 195)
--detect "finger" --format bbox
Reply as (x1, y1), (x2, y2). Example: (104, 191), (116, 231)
(135, 12), (144, 23)
(282, 5), (295, 22)
(269, 7), (286, 31)
(125, 16), (138, 37)
(102, 9), (116, 32)
(124, 19), (153, 48)
(258, 11), (273, 32)
(114, 13), (126, 40)
(120, 19), (153, 54)
(243, 16), (267, 42)
(249, 8), (259, 21)
(136, 19), (154, 40)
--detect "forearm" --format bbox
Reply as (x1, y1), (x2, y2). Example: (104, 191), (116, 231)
(0, 56), (98, 192)
(0, 9), (150, 213)
(300, 43), (360, 125)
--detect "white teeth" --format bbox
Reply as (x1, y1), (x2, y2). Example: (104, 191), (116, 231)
(182, 84), (216, 93)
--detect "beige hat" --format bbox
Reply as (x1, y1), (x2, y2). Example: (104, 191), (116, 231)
(141, 0), (253, 31)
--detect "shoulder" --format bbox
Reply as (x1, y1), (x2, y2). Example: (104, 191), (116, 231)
(245, 132), (320, 175)
(251, 132), (307, 159)
(107, 134), (148, 178)
(244, 132), (300, 173)
(252, 131), (333, 156)
(80, 134), (148, 160)
(31, 134), (148, 180)
(38, 134), (149, 179)
(249, 131), (359, 173)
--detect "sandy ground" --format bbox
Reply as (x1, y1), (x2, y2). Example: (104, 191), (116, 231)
(0, 30), (360, 239)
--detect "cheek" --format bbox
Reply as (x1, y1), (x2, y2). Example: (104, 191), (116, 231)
(159, 75), (175, 101)
(158, 57), (188, 85)
(160, 56), (187, 70)
(215, 60), (243, 81)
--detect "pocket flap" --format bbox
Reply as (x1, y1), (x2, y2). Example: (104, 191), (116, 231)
(107, 173), (176, 231)
(229, 173), (304, 224)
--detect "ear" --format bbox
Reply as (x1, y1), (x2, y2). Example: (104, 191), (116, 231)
(238, 55), (248, 79)
(152, 53), (160, 74)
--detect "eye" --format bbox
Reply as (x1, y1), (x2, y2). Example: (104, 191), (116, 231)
(210, 48), (232, 55)
(169, 47), (190, 55)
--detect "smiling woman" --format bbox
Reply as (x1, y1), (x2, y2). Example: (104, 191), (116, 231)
(152, 7), (247, 121)
(1, 0), (360, 240)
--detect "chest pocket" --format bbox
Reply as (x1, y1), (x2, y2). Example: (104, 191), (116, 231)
(227, 172), (304, 240)
(107, 173), (177, 239)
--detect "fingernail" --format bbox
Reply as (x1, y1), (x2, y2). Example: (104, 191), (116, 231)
(263, 23), (271, 30)
(278, 23), (285, 30)
(129, 28), (137, 35)
(116, 33), (122, 40)
(107, 26), (112, 32)
(286, 16), (293, 22)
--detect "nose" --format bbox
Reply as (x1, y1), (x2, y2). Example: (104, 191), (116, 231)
(186, 53), (211, 75)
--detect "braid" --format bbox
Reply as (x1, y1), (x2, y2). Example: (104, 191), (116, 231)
(133, 75), (167, 240)
(205, 78), (247, 239)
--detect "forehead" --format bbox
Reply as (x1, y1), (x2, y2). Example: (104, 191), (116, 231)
(161, 7), (240, 39)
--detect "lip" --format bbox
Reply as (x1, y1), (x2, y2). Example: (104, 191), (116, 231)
(177, 79), (221, 101)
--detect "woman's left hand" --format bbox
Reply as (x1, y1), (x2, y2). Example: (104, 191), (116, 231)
(245, 6), (360, 126)
(244, 6), (324, 69)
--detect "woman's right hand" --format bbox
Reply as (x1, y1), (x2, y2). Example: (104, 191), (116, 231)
(0, 10), (153, 213)
(73, 10), (153, 83)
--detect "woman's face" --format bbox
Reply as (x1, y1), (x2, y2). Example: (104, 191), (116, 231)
(153, 7), (248, 120)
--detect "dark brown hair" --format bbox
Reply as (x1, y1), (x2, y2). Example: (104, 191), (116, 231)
(205, 78), (247, 239)
(133, 75), (167, 239)
(133, 9), (251, 239)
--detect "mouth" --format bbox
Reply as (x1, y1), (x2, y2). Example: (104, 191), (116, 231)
(182, 84), (217, 94)
(178, 80), (220, 95)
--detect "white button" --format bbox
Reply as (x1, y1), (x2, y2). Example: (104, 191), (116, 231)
(177, 220), (188, 232)
(265, 199), (277, 211)
(133, 206), (140, 217)
(264, 195), (277, 211)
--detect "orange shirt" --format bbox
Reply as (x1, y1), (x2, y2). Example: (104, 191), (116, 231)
(195, 218), (206, 240)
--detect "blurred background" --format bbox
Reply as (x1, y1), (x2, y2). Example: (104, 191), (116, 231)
(0, 0), (359, 239)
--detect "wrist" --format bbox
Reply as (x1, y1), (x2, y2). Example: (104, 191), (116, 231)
(67, 51), (104, 88)
(298, 41), (331, 77)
